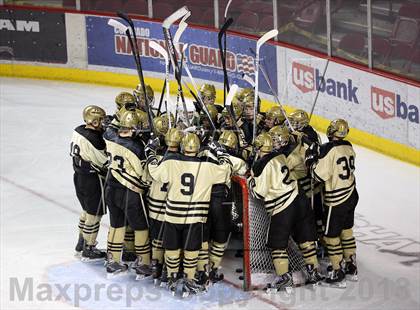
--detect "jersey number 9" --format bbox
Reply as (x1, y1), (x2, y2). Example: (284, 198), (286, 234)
(181, 173), (195, 195)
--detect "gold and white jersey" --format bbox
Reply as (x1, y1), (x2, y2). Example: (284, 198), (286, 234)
(70, 125), (107, 173)
(249, 152), (298, 216)
(147, 153), (231, 224)
(313, 140), (356, 207)
(144, 153), (171, 221)
(105, 135), (149, 193)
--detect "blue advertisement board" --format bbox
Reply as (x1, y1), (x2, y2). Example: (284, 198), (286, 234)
(86, 15), (277, 95)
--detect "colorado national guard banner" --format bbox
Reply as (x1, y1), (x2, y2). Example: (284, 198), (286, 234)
(0, 8), (67, 63)
(85, 15), (277, 95)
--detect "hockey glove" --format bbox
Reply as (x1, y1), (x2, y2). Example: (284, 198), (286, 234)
(305, 143), (319, 168)
(145, 137), (160, 158)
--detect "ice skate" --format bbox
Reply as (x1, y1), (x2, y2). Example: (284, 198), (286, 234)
(106, 260), (129, 279)
(150, 259), (163, 285)
(322, 265), (346, 288)
(81, 244), (106, 262)
(345, 255), (358, 281)
(133, 260), (152, 280)
(121, 250), (137, 266)
(209, 267), (224, 283)
(195, 270), (210, 292)
(265, 272), (294, 294)
(74, 234), (84, 257)
(159, 265), (169, 288)
(305, 264), (324, 288)
(171, 275), (204, 298)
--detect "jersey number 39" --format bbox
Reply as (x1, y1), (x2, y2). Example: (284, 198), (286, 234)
(337, 156), (355, 180)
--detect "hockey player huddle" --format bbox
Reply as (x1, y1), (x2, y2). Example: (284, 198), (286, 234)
(70, 83), (359, 297)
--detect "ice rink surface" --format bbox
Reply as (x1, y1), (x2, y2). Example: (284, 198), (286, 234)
(1, 77), (419, 309)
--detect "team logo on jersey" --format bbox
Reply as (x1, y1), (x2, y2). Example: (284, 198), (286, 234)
(291, 61), (359, 104)
(371, 86), (419, 123)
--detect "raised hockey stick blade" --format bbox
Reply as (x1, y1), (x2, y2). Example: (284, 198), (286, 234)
(224, 0), (233, 19)
(107, 19), (128, 33)
(225, 84), (239, 107)
(257, 29), (278, 50)
(163, 6), (190, 29)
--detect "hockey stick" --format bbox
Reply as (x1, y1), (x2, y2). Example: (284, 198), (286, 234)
(218, 17), (233, 104)
(173, 21), (188, 126)
(252, 29), (278, 143)
(309, 59), (330, 122)
(108, 17), (155, 134)
(149, 41), (172, 129)
(162, 7), (191, 127)
(181, 58), (218, 132)
(242, 74), (255, 87)
(249, 48), (295, 132)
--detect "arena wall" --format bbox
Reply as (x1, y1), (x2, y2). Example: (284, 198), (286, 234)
(1, 7), (419, 166)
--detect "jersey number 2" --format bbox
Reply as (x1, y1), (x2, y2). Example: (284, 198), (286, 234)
(180, 173), (195, 195)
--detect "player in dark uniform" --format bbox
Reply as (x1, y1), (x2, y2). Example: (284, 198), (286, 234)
(70, 105), (108, 261)
(249, 133), (322, 292)
(104, 110), (151, 278)
(306, 119), (359, 287)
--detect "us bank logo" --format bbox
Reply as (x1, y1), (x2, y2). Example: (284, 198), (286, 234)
(371, 86), (419, 124)
(292, 62), (359, 104)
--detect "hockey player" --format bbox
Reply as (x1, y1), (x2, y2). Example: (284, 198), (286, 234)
(288, 109), (320, 145)
(107, 92), (137, 131)
(146, 133), (232, 297)
(71, 105), (108, 261)
(198, 83), (223, 113)
(248, 133), (322, 292)
(263, 106), (286, 132)
(207, 130), (247, 281)
(133, 83), (155, 113)
(306, 119), (359, 286)
(104, 110), (151, 278)
(288, 109), (324, 241)
(146, 127), (184, 284)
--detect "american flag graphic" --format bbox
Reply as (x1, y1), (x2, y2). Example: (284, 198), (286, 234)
(237, 54), (255, 75)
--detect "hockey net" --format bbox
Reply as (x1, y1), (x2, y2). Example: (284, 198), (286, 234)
(231, 176), (307, 291)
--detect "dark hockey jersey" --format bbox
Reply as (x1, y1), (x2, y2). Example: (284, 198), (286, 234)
(70, 125), (107, 174)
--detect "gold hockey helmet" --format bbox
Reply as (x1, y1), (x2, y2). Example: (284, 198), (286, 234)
(165, 127), (184, 148)
(199, 84), (216, 99)
(254, 132), (273, 153)
(238, 88), (254, 101)
(201, 104), (219, 122)
(119, 110), (139, 129)
(218, 130), (238, 150)
(289, 109), (309, 130)
(135, 109), (149, 129)
(326, 119), (349, 139)
(269, 125), (290, 147)
(181, 132), (201, 154)
(266, 106), (286, 125)
(153, 115), (170, 136)
(83, 105), (106, 125)
(115, 92), (136, 110)
(134, 84), (154, 103)
(116, 104), (136, 122)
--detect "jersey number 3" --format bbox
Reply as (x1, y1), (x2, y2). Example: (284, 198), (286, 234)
(180, 173), (195, 195)
(337, 156), (355, 180)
